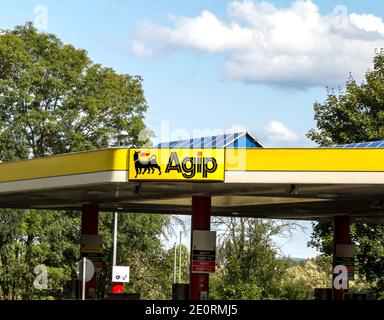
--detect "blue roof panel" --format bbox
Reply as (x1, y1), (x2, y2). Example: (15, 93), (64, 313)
(355, 142), (371, 148)
(367, 141), (383, 147)
(344, 143), (359, 148)
(155, 131), (263, 149)
(330, 140), (384, 148)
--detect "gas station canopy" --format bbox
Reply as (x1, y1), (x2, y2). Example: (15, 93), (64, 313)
(1, 132), (384, 222)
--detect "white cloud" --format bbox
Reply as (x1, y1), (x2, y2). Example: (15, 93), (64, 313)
(131, 40), (153, 58)
(350, 13), (384, 34)
(264, 120), (299, 143)
(132, 0), (384, 88)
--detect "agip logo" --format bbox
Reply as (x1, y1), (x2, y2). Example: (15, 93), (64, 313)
(133, 151), (162, 177)
(129, 149), (225, 181)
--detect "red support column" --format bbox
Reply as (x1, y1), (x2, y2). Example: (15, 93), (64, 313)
(333, 215), (351, 301)
(190, 196), (211, 300)
(80, 204), (99, 299)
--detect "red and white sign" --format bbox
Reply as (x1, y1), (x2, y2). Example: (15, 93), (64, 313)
(192, 260), (215, 273)
(191, 230), (216, 274)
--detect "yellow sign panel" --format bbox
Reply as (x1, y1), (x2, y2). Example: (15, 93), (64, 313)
(81, 234), (102, 253)
(129, 149), (225, 181)
(81, 247), (102, 254)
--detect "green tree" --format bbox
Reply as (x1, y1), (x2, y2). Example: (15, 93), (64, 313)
(0, 22), (148, 161)
(280, 259), (331, 300)
(0, 209), (79, 299)
(307, 50), (384, 146)
(0, 23), (169, 300)
(307, 49), (384, 298)
(210, 217), (297, 300)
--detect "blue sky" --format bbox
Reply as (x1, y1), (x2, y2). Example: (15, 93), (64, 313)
(2, 0), (384, 257)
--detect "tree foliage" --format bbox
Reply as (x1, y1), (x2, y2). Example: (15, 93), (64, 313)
(0, 209), (79, 299)
(307, 49), (384, 146)
(0, 23), (173, 300)
(307, 48), (384, 298)
(280, 259), (331, 300)
(0, 22), (148, 161)
(210, 217), (298, 300)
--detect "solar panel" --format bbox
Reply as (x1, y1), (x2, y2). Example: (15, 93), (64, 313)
(344, 143), (359, 148)
(330, 140), (384, 148)
(333, 144), (346, 148)
(214, 134), (226, 147)
(201, 136), (214, 148)
(355, 142), (371, 148)
(174, 139), (190, 148)
(155, 131), (262, 149)
(367, 141), (382, 147)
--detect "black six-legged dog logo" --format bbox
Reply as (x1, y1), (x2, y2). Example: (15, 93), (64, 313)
(133, 151), (162, 178)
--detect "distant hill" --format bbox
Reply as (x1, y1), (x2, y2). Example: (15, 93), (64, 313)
(277, 256), (307, 264)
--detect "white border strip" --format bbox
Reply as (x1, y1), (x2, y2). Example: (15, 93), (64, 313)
(225, 171), (384, 184)
(0, 171), (128, 193)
